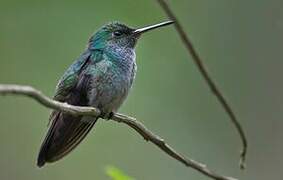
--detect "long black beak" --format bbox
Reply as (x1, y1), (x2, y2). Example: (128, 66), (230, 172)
(133, 21), (174, 35)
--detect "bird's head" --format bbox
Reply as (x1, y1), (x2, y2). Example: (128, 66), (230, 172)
(88, 21), (173, 50)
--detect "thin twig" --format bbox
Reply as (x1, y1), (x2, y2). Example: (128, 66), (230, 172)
(0, 84), (237, 180)
(156, 0), (247, 169)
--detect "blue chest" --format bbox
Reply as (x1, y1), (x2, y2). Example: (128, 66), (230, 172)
(85, 47), (137, 112)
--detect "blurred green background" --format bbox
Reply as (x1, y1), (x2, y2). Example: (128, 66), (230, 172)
(0, 0), (282, 179)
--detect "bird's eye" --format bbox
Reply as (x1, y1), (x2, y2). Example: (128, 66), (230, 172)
(113, 31), (123, 37)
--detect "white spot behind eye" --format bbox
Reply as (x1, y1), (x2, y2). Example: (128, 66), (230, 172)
(113, 31), (123, 37)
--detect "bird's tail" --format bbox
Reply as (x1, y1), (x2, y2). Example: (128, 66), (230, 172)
(37, 111), (98, 167)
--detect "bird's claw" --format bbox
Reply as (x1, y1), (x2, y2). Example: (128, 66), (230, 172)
(100, 112), (114, 120)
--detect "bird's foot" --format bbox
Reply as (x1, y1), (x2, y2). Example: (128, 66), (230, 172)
(100, 112), (114, 120)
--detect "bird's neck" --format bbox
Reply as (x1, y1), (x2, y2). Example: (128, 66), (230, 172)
(101, 44), (136, 76)
(104, 44), (135, 61)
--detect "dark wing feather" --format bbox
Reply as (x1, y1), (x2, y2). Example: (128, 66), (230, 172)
(37, 50), (101, 167)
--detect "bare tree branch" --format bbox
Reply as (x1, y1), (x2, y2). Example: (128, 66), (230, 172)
(0, 84), (236, 180)
(156, 0), (247, 169)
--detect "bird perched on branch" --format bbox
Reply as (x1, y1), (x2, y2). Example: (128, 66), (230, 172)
(37, 21), (173, 167)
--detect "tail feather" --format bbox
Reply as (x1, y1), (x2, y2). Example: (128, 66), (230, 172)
(37, 111), (97, 167)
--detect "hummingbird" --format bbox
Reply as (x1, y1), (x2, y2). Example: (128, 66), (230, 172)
(37, 20), (173, 167)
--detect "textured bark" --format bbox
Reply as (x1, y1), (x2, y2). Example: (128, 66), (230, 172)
(0, 84), (236, 180)
(156, 0), (247, 169)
